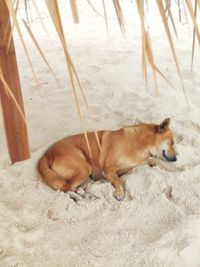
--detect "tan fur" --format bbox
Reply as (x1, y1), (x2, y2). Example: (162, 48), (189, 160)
(38, 118), (177, 200)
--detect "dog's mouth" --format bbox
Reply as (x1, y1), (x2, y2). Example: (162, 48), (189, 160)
(162, 150), (177, 162)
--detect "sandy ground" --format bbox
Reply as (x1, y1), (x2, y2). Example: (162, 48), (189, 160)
(0, 1), (200, 266)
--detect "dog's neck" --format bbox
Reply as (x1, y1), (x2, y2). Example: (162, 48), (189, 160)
(124, 124), (156, 139)
(123, 124), (157, 154)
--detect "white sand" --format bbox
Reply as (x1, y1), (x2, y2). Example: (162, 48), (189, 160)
(1, 1), (200, 266)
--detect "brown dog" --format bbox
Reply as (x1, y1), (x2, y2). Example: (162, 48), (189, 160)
(38, 118), (177, 200)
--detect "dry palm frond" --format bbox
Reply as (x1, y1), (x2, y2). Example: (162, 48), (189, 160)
(185, 0), (200, 44)
(69, 0), (80, 24)
(22, 18), (61, 88)
(137, 0), (158, 95)
(168, 9), (178, 39)
(142, 33), (148, 91)
(113, 0), (125, 33)
(137, 0), (177, 95)
(2, 0), (199, 137)
(5, 0), (39, 86)
(164, 0), (178, 39)
(45, 0), (101, 158)
(145, 31), (177, 91)
(45, 0), (92, 157)
(156, 0), (181, 72)
(156, 0), (189, 106)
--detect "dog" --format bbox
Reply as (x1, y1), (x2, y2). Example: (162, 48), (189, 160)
(38, 118), (177, 201)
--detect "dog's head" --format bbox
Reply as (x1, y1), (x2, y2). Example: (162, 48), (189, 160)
(149, 118), (177, 162)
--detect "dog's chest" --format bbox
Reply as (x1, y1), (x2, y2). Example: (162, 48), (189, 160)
(117, 157), (137, 172)
(117, 150), (147, 170)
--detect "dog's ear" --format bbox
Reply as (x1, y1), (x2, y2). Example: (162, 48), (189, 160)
(157, 118), (170, 133)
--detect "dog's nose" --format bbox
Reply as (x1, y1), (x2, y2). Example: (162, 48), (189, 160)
(171, 155), (177, 162)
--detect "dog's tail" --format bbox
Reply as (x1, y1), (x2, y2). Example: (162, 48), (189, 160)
(38, 155), (69, 191)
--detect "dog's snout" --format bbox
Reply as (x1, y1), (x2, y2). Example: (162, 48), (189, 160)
(171, 155), (177, 162)
(163, 150), (177, 162)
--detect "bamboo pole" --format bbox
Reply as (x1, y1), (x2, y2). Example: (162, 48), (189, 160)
(0, 0), (30, 164)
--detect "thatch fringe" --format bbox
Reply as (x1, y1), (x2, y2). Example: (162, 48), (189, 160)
(1, 0), (200, 151)
(136, 0), (177, 96)
(156, 0), (189, 106)
(45, 0), (101, 157)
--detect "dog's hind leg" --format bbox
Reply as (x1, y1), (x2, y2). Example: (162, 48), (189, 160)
(56, 160), (92, 193)
(39, 151), (92, 195)
(104, 166), (125, 201)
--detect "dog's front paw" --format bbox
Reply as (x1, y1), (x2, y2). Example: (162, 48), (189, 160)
(114, 189), (125, 201)
(147, 158), (156, 167)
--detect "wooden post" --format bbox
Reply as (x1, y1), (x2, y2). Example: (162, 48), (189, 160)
(0, 0), (30, 164)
